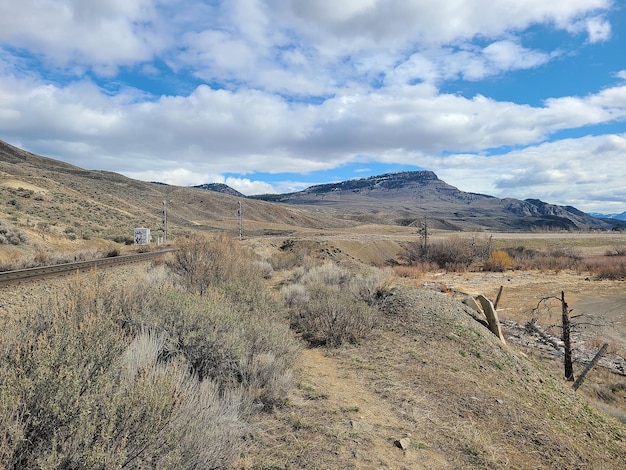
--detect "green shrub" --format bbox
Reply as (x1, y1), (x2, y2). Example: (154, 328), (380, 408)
(281, 283), (309, 308)
(255, 260), (274, 279)
(347, 269), (394, 305)
(0, 265), (299, 467)
(268, 251), (302, 270)
(283, 262), (380, 347)
(127, 287), (300, 409)
(0, 220), (27, 245)
(300, 262), (351, 286)
(289, 284), (377, 347)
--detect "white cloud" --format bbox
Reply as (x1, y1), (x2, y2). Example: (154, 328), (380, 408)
(275, 0), (612, 46)
(585, 16), (612, 43)
(565, 15), (612, 44)
(0, 0), (612, 96)
(427, 133), (626, 212)
(482, 41), (551, 73)
(386, 41), (553, 85)
(122, 168), (217, 186)
(119, 170), (277, 195)
(3, 73), (626, 180)
(0, 0), (623, 212)
(224, 177), (276, 195)
(0, 0), (162, 72)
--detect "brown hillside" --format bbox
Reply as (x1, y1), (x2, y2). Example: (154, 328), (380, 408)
(0, 139), (356, 252)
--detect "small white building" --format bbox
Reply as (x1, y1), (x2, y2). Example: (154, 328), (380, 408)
(134, 227), (151, 245)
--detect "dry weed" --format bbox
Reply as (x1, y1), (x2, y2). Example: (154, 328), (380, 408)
(0, 256), (299, 467)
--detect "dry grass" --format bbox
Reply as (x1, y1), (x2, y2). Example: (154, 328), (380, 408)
(0, 244), (127, 272)
(0, 238), (301, 468)
(242, 284), (626, 469)
(2, 226), (626, 468)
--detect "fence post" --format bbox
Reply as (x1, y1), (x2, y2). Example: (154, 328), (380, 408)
(573, 343), (609, 391)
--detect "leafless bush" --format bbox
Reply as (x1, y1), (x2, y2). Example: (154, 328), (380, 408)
(584, 257), (626, 280)
(605, 245), (626, 257)
(400, 237), (490, 271)
(392, 263), (436, 278)
(502, 245), (581, 272)
(483, 250), (513, 272)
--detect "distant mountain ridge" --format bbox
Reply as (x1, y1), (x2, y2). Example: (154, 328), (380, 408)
(194, 183), (245, 198)
(0, 136), (614, 236)
(589, 211), (626, 221)
(250, 171), (613, 231)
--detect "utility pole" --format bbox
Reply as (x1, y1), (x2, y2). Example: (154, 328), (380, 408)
(237, 200), (243, 240)
(162, 199), (168, 243)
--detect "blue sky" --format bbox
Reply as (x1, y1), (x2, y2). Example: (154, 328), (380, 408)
(1, 1), (626, 213)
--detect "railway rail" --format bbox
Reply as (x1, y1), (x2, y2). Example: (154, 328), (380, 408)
(0, 250), (171, 285)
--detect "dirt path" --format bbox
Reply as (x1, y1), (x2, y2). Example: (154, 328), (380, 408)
(287, 347), (451, 469)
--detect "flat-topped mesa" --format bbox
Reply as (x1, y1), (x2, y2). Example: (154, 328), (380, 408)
(304, 170), (442, 194)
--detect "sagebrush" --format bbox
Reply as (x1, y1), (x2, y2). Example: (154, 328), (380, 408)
(282, 263), (384, 346)
(0, 235), (301, 468)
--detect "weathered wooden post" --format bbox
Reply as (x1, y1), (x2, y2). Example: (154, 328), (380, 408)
(494, 285), (504, 310)
(561, 291), (574, 381)
(573, 343), (609, 391)
(476, 294), (506, 345)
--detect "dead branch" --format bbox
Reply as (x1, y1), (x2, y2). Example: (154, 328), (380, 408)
(525, 319), (562, 352)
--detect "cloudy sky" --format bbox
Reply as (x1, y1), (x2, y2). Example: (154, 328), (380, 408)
(1, 1), (625, 213)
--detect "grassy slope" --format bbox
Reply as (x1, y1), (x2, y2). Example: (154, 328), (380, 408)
(241, 287), (625, 469)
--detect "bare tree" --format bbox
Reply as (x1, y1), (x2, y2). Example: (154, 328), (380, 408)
(528, 291), (613, 384)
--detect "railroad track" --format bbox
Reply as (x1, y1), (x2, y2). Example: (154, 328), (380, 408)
(0, 250), (171, 285)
